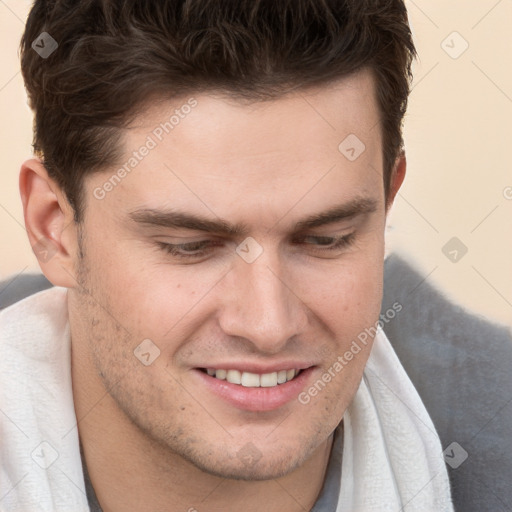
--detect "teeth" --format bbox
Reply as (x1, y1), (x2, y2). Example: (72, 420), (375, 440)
(206, 368), (300, 387)
(226, 369), (242, 385)
(215, 369), (227, 380)
(241, 372), (260, 387)
(260, 372), (278, 387)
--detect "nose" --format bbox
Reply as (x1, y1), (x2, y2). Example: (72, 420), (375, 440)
(217, 250), (308, 354)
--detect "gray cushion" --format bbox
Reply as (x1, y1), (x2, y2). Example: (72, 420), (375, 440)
(0, 272), (52, 309)
(381, 254), (512, 512)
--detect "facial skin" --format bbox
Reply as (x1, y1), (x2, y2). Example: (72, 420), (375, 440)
(20, 69), (405, 511)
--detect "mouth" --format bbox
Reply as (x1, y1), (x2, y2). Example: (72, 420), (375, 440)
(199, 368), (302, 388)
(194, 365), (314, 412)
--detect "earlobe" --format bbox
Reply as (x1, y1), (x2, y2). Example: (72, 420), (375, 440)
(385, 152), (407, 211)
(19, 158), (79, 288)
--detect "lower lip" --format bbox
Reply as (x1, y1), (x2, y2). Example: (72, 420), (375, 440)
(193, 368), (314, 412)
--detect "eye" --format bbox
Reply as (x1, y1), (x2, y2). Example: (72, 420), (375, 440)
(156, 233), (356, 261)
(293, 232), (356, 252)
(157, 240), (221, 258)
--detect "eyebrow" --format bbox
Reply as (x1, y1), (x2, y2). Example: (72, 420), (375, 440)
(128, 197), (378, 236)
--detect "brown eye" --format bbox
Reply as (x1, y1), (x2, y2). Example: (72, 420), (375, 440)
(158, 240), (219, 258)
(294, 232), (356, 251)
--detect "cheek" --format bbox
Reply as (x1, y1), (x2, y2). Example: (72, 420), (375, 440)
(299, 254), (384, 334)
(295, 260), (382, 423)
(84, 232), (211, 337)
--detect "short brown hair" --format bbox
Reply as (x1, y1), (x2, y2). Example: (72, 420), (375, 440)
(20, 0), (416, 221)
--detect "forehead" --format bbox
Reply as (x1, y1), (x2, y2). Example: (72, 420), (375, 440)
(86, 69), (383, 226)
(132, 68), (379, 155)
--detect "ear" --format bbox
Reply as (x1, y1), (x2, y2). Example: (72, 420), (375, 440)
(19, 158), (79, 287)
(385, 151), (406, 212)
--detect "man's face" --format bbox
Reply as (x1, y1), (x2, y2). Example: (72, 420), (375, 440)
(71, 69), (389, 480)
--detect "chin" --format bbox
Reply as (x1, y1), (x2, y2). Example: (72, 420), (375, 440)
(175, 439), (313, 482)
(190, 454), (303, 482)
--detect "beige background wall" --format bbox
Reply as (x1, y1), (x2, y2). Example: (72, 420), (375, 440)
(1, 1), (511, 327)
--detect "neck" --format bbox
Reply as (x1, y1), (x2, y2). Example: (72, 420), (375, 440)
(71, 344), (334, 512)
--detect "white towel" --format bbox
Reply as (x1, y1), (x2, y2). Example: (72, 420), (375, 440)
(339, 326), (454, 511)
(0, 287), (453, 511)
(1, 287), (87, 512)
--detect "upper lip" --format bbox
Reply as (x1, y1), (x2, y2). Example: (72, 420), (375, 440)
(195, 361), (315, 373)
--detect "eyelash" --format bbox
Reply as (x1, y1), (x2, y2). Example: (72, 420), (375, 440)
(157, 233), (356, 259)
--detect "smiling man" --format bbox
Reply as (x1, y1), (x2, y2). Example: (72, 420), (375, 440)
(0, 1), (454, 511)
